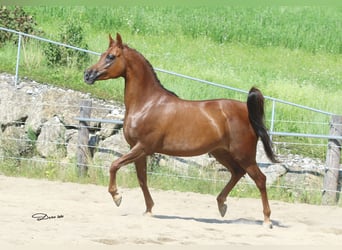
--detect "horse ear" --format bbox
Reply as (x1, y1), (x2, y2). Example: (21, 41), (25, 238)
(108, 34), (115, 47)
(116, 33), (123, 49)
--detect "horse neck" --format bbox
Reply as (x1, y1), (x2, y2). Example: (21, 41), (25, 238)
(123, 48), (169, 110)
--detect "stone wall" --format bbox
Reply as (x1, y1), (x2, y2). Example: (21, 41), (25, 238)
(0, 73), (124, 161)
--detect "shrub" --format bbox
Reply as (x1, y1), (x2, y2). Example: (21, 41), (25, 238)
(0, 6), (41, 46)
(43, 21), (90, 68)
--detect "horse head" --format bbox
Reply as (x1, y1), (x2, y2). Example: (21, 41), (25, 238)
(84, 33), (126, 84)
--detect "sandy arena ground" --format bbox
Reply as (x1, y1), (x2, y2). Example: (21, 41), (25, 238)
(0, 175), (341, 248)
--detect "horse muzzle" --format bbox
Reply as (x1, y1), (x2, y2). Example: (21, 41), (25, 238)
(84, 69), (100, 85)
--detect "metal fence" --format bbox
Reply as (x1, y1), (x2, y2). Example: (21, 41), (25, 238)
(0, 94), (339, 203)
(1, 26), (340, 139)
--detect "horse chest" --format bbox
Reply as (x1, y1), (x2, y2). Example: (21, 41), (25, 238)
(123, 114), (150, 141)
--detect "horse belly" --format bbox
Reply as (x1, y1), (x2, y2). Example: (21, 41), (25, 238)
(159, 124), (224, 157)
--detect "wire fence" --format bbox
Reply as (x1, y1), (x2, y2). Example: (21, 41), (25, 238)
(1, 26), (340, 135)
(0, 95), (340, 205)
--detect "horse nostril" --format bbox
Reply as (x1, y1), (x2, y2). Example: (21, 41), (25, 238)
(84, 69), (97, 84)
(84, 70), (93, 80)
(84, 71), (89, 79)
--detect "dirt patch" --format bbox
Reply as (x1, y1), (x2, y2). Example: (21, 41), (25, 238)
(0, 175), (341, 247)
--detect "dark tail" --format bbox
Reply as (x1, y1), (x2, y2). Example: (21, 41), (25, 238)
(247, 87), (278, 163)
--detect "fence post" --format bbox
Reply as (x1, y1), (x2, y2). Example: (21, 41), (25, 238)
(77, 100), (92, 177)
(15, 34), (22, 87)
(322, 115), (342, 205)
(269, 100), (276, 141)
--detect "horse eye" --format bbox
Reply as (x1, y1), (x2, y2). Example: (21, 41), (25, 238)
(106, 54), (115, 61)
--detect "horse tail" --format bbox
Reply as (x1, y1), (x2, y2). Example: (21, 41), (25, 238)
(247, 87), (278, 163)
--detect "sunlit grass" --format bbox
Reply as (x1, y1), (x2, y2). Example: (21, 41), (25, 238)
(0, 156), (327, 205)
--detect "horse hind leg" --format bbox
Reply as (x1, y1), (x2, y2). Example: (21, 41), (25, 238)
(211, 150), (246, 217)
(244, 163), (272, 228)
(217, 168), (245, 217)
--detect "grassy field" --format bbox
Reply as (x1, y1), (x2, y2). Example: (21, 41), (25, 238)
(1, 7), (340, 108)
(0, 6), (341, 203)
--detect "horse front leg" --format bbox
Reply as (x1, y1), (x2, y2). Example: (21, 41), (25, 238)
(135, 156), (154, 215)
(108, 143), (146, 207)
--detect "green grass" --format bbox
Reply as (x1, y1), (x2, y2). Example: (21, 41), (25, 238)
(27, 6), (342, 54)
(1, 7), (341, 108)
(0, 157), (327, 205)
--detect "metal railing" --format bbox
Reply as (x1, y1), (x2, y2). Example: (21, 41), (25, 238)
(0, 26), (341, 141)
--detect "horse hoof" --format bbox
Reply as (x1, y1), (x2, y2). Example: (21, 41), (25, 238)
(143, 211), (153, 217)
(113, 194), (122, 207)
(218, 204), (227, 217)
(263, 221), (273, 229)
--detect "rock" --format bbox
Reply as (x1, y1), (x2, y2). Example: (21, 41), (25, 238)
(256, 140), (272, 163)
(0, 126), (32, 157)
(155, 154), (217, 175)
(65, 129), (78, 159)
(93, 130), (129, 167)
(97, 113), (124, 139)
(36, 116), (66, 158)
(260, 164), (288, 184)
(0, 82), (30, 127)
(25, 87), (91, 133)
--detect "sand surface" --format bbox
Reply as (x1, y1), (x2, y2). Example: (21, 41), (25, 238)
(0, 175), (341, 248)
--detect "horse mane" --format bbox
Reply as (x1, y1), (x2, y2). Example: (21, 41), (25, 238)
(124, 44), (178, 97)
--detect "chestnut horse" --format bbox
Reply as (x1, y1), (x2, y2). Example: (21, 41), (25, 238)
(84, 33), (278, 228)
